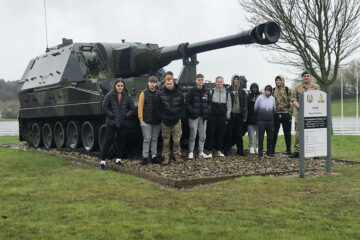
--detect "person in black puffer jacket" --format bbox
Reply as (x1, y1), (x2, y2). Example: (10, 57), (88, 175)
(159, 73), (186, 164)
(186, 73), (211, 159)
(100, 79), (135, 169)
(247, 82), (261, 154)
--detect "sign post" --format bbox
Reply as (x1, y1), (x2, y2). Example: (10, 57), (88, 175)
(299, 90), (331, 177)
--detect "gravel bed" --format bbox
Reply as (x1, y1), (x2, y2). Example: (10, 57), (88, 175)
(2, 143), (353, 180)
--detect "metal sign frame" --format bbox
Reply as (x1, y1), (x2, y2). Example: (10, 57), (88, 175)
(299, 92), (332, 177)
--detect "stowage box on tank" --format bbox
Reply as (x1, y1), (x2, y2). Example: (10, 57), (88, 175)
(18, 21), (281, 153)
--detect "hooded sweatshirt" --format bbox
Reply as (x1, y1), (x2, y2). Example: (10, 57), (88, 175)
(227, 74), (248, 120)
(254, 86), (276, 122)
(247, 82), (261, 124)
(273, 75), (294, 115)
(210, 86), (232, 119)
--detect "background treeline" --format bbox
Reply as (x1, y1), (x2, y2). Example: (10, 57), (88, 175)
(329, 60), (360, 100)
(0, 79), (21, 118)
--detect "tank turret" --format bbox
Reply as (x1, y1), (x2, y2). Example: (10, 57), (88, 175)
(18, 21), (280, 153)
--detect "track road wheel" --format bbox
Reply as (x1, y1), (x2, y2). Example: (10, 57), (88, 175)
(30, 122), (43, 147)
(43, 123), (54, 149)
(82, 121), (98, 152)
(66, 121), (82, 149)
(54, 121), (66, 149)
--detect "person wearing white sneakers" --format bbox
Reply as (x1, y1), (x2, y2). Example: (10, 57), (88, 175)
(206, 76), (232, 158)
(186, 74), (211, 159)
(100, 79), (134, 169)
(247, 83), (260, 154)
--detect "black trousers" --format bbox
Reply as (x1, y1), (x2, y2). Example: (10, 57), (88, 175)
(272, 113), (292, 153)
(207, 115), (226, 151)
(101, 125), (127, 160)
(224, 113), (244, 153)
(258, 121), (274, 156)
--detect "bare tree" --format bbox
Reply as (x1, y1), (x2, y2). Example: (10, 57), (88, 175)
(238, 0), (360, 92)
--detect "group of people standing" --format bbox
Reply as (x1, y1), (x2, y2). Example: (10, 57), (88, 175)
(99, 70), (319, 169)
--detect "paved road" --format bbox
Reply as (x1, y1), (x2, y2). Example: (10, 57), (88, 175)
(0, 117), (359, 136)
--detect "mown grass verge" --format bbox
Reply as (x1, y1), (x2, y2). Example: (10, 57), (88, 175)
(244, 135), (360, 162)
(0, 140), (360, 239)
(331, 97), (360, 116)
(0, 135), (19, 144)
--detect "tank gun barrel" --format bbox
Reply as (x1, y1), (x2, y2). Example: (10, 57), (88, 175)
(132, 21), (280, 74)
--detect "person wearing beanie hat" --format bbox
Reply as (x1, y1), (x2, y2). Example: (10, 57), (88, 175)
(291, 70), (320, 158)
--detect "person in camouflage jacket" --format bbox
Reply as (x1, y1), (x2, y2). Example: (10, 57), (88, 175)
(291, 70), (320, 158)
(272, 75), (294, 155)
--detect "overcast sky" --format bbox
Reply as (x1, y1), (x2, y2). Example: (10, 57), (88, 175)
(1, 0), (359, 89)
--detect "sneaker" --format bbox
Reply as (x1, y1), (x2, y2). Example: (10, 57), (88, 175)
(100, 160), (106, 170)
(116, 159), (123, 167)
(237, 150), (245, 156)
(291, 152), (299, 158)
(161, 156), (169, 165)
(207, 153), (213, 158)
(286, 150), (292, 156)
(259, 154), (263, 159)
(151, 156), (159, 164)
(198, 152), (210, 159)
(216, 151), (225, 157)
(266, 153), (275, 158)
(140, 158), (148, 166)
(188, 152), (194, 159)
(250, 147), (255, 154)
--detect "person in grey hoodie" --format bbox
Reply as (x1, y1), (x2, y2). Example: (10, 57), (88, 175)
(206, 76), (232, 157)
(254, 85), (276, 158)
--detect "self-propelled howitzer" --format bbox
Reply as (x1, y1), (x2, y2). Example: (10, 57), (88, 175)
(18, 21), (280, 153)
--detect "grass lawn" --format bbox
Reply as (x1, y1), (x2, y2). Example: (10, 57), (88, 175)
(0, 118), (17, 122)
(0, 147), (360, 240)
(0, 136), (20, 145)
(0, 136), (360, 239)
(331, 97), (360, 116)
(243, 135), (360, 162)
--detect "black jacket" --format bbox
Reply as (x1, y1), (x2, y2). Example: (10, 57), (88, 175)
(143, 88), (161, 124)
(186, 85), (211, 120)
(102, 89), (135, 128)
(227, 85), (248, 121)
(159, 84), (185, 126)
(247, 83), (261, 124)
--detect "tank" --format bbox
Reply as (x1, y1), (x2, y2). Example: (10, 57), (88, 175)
(18, 21), (281, 153)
